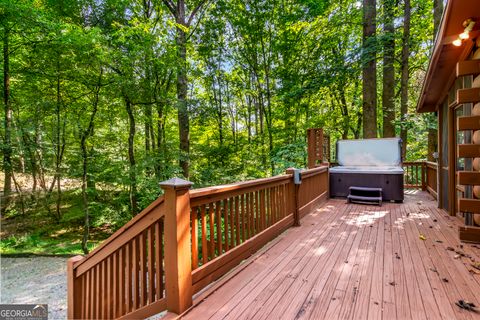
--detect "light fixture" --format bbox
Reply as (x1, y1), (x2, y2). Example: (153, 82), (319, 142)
(453, 38), (462, 46)
(459, 31), (470, 40)
(452, 18), (476, 47)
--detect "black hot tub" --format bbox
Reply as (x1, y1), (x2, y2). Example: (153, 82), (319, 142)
(329, 138), (404, 202)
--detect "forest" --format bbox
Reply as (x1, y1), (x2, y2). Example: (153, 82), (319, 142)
(1, 0), (441, 254)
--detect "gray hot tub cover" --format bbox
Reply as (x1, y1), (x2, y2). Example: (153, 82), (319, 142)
(336, 138), (402, 167)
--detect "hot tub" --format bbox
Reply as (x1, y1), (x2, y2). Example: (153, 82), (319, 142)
(329, 138), (404, 202)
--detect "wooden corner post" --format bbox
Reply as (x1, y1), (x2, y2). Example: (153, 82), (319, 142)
(286, 168), (300, 226)
(160, 178), (193, 314)
(307, 128), (324, 169)
(67, 255), (84, 319)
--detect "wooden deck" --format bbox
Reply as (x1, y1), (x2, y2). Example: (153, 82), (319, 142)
(181, 191), (480, 320)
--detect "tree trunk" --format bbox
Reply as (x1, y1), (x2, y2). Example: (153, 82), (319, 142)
(81, 73), (101, 254)
(428, 0), (443, 161)
(2, 25), (12, 214)
(382, 0), (395, 137)
(125, 96), (138, 215)
(362, 0), (377, 138)
(400, 0), (411, 159)
(433, 0), (443, 38)
(176, 2), (190, 178)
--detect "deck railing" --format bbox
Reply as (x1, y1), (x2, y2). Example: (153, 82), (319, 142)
(403, 161), (425, 189)
(67, 166), (329, 319)
(403, 161), (438, 199)
(67, 196), (167, 319)
(424, 161), (438, 198)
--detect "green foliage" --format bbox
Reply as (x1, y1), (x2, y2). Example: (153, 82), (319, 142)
(0, 0), (435, 254)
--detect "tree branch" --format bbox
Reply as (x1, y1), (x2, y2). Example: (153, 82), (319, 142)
(161, 0), (176, 16)
(187, 0), (208, 27)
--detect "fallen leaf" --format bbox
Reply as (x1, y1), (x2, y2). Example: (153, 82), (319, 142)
(435, 240), (443, 243)
(419, 234), (426, 241)
(446, 247), (455, 251)
(389, 281), (396, 286)
(442, 278), (449, 283)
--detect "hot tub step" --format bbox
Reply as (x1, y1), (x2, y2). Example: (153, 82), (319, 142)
(348, 187), (382, 206)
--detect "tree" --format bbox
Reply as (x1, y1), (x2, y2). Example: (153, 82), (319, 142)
(400, 0), (411, 158)
(382, 0), (395, 138)
(162, 0), (209, 178)
(362, 0), (377, 138)
(2, 19), (12, 213)
(427, 0), (443, 161)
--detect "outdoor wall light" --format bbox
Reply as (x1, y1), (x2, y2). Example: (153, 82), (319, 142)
(452, 18), (476, 46)
(453, 38), (463, 46)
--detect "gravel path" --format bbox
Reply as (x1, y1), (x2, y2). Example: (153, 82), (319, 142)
(1, 257), (68, 320)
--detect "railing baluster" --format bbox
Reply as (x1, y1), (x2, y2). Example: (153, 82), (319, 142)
(191, 207), (198, 269)
(229, 198), (235, 248)
(216, 200), (222, 255)
(154, 221), (162, 300)
(147, 225), (155, 304)
(201, 205), (207, 265)
(208, 203), (215, 260)
(223, 199), (229, 252)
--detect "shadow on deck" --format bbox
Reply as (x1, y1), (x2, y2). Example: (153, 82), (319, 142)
(181, 191), (480, 320)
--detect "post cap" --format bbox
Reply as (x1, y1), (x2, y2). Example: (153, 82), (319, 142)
(159, 177), (193, 190)
(286, 167), (296, 173)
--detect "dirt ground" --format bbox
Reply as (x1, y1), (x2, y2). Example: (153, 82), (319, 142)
(1, 256), (68, 320)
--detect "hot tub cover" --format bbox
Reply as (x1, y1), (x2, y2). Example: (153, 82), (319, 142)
(336, 138), (402, 167)
(329, 166), (404, 174)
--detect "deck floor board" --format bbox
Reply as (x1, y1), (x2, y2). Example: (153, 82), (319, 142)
(181, 191), (480, 320)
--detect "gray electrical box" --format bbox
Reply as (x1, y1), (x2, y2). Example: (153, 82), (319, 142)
(293, 169), (302, 185)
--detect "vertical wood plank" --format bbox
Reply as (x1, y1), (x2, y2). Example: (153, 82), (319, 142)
(107, 256), (113, 319)
(133, 236), (140, 310)
(81, 274), (86, 319)
(119, 247), (125, 317)
(85, 271), (90, 320)
(126, 241), (131, 314)
(154, 221), (162, 300)
(250, 192), (255, 236)
(223, 199), (229, 252)
(201, 205), (208, 264)
(260, 189), (266, 231)
(216, 200), (222, 255)
(95, 264), (100, 319)
(229, 198), (235, 248)
(113, 252), (118, 319)
(140, 232), (147, 307)
(242, 194), (247, 241)
(209, 203), (215, 260)
(246, 193), (251, 239)
(147, 225), (155, 304)
(235, 196), (240, 245)
(191, 207), (199, 269)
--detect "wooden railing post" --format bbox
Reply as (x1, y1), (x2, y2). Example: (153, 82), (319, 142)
(67, 255), (84, 319)
(160, 177), (193, 314)
(286, 168), (300, 226)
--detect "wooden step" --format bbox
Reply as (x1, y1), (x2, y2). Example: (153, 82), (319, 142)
(349, 186), (383, 192)
(347, 194), (382, 206)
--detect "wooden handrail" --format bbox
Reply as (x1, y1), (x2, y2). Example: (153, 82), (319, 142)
(74, 196), (165, 272)
(68, 167), (330, 319)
